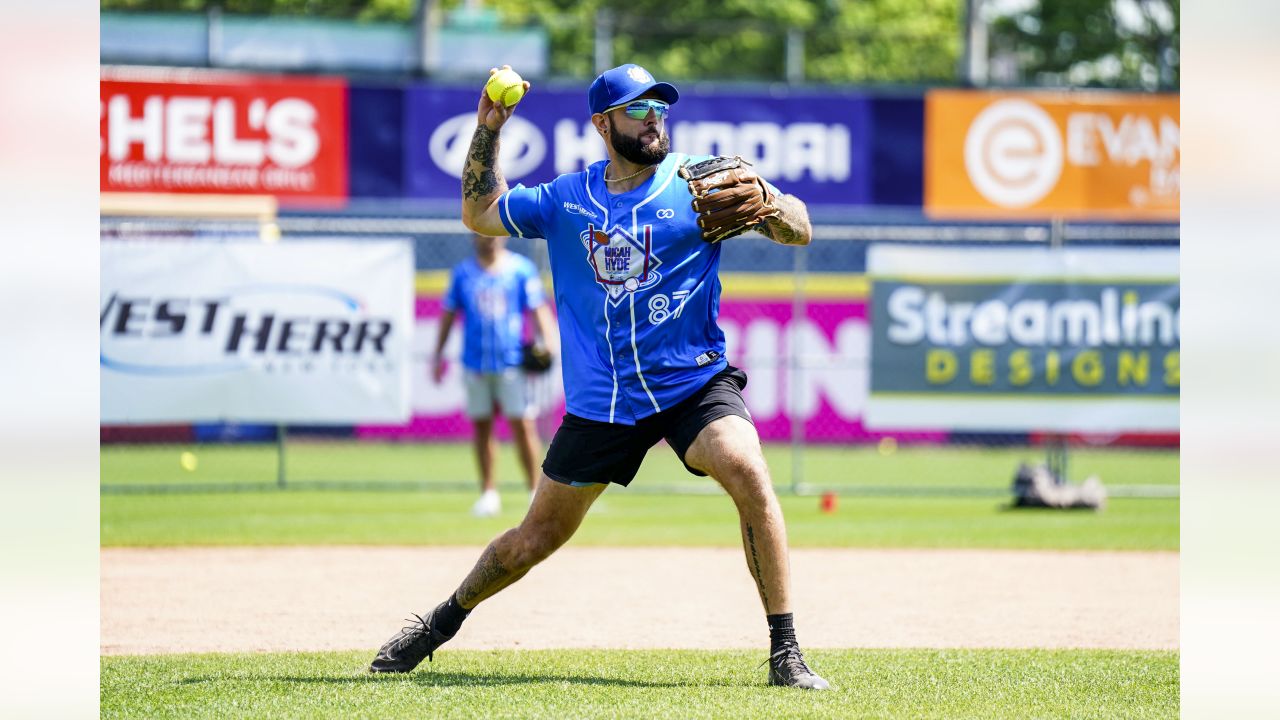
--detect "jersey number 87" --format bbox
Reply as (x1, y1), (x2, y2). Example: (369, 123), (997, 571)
(647, 291), (690, 325)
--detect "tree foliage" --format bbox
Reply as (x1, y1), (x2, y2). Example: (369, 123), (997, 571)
(102, 0), (962, 83)
(101, 0), (415, 22)
(100, 0), (1179, 89)
(989, 0), (1178, 90)
(482, 0), (959, 83)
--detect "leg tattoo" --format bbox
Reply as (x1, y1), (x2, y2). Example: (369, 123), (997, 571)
(745, 522), (772, 613)
(456, 543), (518, 608)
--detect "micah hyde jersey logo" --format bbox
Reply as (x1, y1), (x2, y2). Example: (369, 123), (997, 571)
(580, 223), (663, 303)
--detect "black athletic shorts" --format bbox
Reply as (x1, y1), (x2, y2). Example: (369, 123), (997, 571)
(542, 365), (752, 487)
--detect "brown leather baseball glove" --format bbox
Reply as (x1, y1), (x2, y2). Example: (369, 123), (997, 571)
(679, 156), (780, 243)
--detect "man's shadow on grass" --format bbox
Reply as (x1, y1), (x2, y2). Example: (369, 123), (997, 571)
(178, 671), (743, 689)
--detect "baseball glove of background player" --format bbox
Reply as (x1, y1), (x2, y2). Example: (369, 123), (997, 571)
(520, 341), (553, 373)
(679, 156), (780, 243)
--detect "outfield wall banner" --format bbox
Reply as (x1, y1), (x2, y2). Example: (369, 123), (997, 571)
(101, 240), (412, 424)
(359, 277), (946, 443)
(404, 87), (873, 205)
(866, 247), (1179, 432)
(924, 90), (1178, 220)
(100, 68), (348, 201)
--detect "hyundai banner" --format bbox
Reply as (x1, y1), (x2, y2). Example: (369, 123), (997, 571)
(405, 86), (873, 205)
(101, 240), (413, 424)
(866, 246), (1179, 432)
(100, 67), (348, 201)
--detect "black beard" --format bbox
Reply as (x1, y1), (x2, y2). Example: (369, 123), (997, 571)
(608, 116), (670, 166)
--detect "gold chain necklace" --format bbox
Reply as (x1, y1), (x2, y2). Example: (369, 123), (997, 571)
(603, 163), (656, 183)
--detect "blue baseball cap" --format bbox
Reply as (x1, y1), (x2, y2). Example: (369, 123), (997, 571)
(588, 64), (680, 115)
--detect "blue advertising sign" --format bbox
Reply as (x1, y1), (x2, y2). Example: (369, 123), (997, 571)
(404, 85), (875, 206)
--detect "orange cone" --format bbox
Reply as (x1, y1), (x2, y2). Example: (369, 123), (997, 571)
(820, 492), (838, 513)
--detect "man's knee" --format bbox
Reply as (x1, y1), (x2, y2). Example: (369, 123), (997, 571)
(506, 517), (571, 569)
(725, 460), (776, 509)
(702, 434), (774, 505)
(688, 415), (758, 469)
(704, 430), (770, 485)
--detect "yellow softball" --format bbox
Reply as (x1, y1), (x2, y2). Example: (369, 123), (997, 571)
(485, 68), (526, 107)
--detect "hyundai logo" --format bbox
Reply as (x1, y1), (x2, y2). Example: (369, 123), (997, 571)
(428, 113), (547, 180)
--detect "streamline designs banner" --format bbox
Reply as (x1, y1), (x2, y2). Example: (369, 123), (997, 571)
(404, 86), (872, 205)
(866, 247), (1179, 432)
(101, 240), (413, 424)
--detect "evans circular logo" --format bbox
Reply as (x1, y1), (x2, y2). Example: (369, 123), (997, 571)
(428, 113), (546, 180)
(963, 99), (1063, 208)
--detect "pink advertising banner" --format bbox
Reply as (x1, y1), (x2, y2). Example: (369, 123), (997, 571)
(359, 294), (945, 444)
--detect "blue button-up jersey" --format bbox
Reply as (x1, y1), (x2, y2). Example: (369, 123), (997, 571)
(443, 253), (546, 373)
(499, 152), (772, 425)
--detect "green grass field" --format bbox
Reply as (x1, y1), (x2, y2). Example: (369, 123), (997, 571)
(101, 649), (1178, 720)
(101, 487), (1177, 550)
(102, 441), (1180, 490)
(102, 443), (1179, 717)
(101, 442), (1178, 550)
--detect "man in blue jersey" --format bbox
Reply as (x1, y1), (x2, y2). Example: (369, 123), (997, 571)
(433, 232), (558, 517)
(372, 64), (829, 690)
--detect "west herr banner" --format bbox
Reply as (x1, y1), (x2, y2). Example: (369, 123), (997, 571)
(866, 246), (1179, 432)
(101, 240), (413, 424)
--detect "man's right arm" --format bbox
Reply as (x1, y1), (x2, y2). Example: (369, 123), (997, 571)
(461, 66), (529, 236)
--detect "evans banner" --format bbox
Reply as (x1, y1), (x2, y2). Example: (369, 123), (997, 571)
(404, 86), (873, 205)
(360, 276), (945, 443)
(100, 67), (348, 201)
(866, 246), (1179, 432)
(925, 90), (1178, 220)
(101, 240), (413, 424)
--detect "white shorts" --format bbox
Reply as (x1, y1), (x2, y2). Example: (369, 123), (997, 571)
(464, 368), (535, 420)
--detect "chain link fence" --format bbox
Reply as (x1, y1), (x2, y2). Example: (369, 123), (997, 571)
(100, 203), (1179, 502)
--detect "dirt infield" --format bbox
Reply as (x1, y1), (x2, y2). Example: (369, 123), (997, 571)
(101, 546), (1177, 655)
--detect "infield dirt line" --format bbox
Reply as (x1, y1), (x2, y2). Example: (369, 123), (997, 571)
(101, 546), (1177, 655)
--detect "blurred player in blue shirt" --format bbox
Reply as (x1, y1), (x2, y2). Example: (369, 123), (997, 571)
(373, 64), (828, 690)
(433, 233), (558, 517)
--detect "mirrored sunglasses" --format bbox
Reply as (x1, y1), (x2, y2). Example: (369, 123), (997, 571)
(610, 99), (670, 120)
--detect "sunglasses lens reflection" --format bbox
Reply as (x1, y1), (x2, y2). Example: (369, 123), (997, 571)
(623, 100), (669, 119)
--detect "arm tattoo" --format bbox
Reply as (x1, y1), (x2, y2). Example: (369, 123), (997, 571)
(462, 125), (505, 202)
(759, 194), (812, 246)
(745, 522), (771, 613)
(455, 544), (512, 608)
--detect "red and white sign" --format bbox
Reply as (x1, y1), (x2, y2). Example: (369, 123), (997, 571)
(100, 68), (348, 202)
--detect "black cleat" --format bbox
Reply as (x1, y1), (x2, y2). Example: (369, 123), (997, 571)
(369, 604), (456, 673)
(766, 644), (831, 690)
